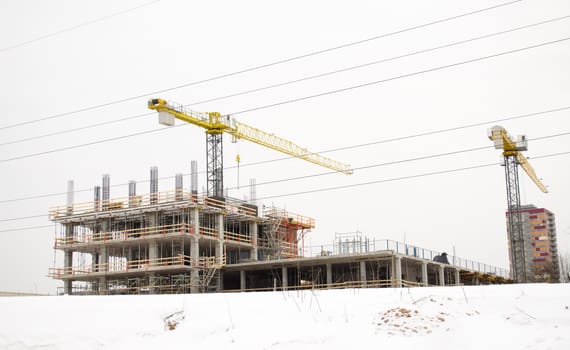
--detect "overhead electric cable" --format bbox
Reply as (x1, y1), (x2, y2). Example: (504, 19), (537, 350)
(0, 0), (521, 130)
(0, 225), (53, 233)
(0, 106), (567, 204)
(226, 144), (494, 191)
(2, 131), (568, 222)
(4, 13), (567, 147)
(256, 151), (570, 201)
(229, 37), (570, 116)
(0, 0), (163, 53)
(229, 131), (570, 190)
(230, 107), (570, 169)
(0, 124), (188, 163)
(1, 144), (493, 222)
(0, 214), (48, 222)
(0, 112), (153, 147)
(2, 149), (568, 233)
(184, 15), (570, 108)
(1, 36), (567, 164)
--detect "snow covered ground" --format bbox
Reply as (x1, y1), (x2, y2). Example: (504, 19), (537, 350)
(0, 283), (568, 349)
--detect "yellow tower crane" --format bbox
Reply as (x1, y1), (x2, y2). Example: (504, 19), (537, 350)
(488, 125), (548, 283)
(148, 98), (352, 199)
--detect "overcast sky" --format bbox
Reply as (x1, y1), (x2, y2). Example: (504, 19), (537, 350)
(0, 0), (569, 294)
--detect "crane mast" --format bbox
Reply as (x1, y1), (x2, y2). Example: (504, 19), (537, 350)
(148, 98), (352, 199)
(488, 125), (548, 283)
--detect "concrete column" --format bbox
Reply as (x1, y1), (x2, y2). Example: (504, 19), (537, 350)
(421, 262), (428, 287)
(175, 173), (183, 201)
(63, 249), (73, 295)
(191, 208), (200, 234)
(149, 241), (158, 266)
(99, 219), (109, 243)
(190, 208), (200, 293)
(98, 246), (108, 294)
(100, 246), (108, 271)
(326, 263), (333, 286)
(148, 212), (157, 227)
(63, 223), (74, 294)
(126, 247), (133, 266)
(250, 221), (258, 261)
(98, 277), (107, 294)
(150, 166), (158, 204)
(216, 214), (224, 263)
(66, 180), (74, 215)
(455, 269), (461, 286)
(240, 270), (246, 292)
(359, 261), (367, 286)
(191, 236), (200, 262)
(439, 265), (445, 286)
(282, 266), (288, 290)
(149, 273), (157, 294)
(92, 252), (100, 271)
(191, 236), (200, 293)
(392, 256), (402, 288)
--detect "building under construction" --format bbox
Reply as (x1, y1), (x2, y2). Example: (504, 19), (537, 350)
(49, 166), (509, 295)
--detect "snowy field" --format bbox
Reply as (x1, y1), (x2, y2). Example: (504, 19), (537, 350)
(0, 284), (568, 349)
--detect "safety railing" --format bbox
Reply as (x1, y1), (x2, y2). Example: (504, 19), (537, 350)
(49, 190), (257, 219)
(224, 278), (423, 293)
(263, 206), (315, 229)
(199, 226), (218, 238)
(224, 231), (252, 244)
(304, 239), (510, 279)
(54, 223), (193, 247)
(48, 254), (225, 279)
(55, 223), (254, 248)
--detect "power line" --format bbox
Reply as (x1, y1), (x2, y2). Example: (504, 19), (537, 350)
(226, 145), (493, 191)
(5, 13), (567, 147)
(0, 112), (153, 147)
(0, 0), (521, 131)
(231, 106), (570, 169)
(230, 37), (570, 115)
(0, 214), (48, 223)
(183, 15), (570, 109)
(256, 150), (570, 201)
(2, 131), (568, 222)
(227, 131), (570, 191)
(0, 105), (567, 204)
(2, 149), (568, 233)
(1, 144), (491, 222)
(0, 123), (188, 163)
(0, 36), (567, 164)
(0, 225), (53, 234)
(0, 0), (163, 53)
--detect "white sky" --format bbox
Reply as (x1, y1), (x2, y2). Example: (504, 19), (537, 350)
(0, 0), (569, 294)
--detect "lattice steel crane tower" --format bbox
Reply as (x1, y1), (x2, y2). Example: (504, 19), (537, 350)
(488, 125), (548, 283)
(148, 98), (352, 199)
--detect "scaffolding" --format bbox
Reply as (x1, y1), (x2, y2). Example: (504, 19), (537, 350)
(259, 206), (315, 260)
(334, 231), (371, 255)
(49, 169), (314, 295)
